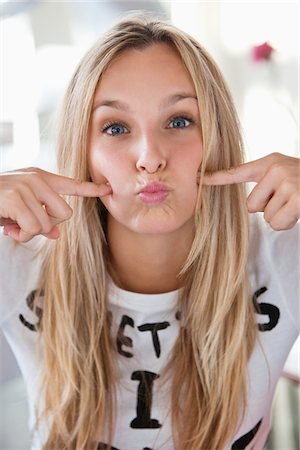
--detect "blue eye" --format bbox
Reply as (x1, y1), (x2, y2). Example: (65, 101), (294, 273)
(169, 117), (191, 129)
(102, 123), (127, 136)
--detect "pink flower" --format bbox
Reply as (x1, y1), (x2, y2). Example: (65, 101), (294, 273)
(252, 42), (274, 62)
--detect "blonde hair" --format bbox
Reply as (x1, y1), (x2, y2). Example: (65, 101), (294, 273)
(33, 12), (257, 450)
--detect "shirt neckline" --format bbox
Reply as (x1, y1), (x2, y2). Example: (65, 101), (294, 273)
(107, 276), (180, 312)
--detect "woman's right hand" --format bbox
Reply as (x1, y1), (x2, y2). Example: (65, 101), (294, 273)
(0, 167), (112, 242)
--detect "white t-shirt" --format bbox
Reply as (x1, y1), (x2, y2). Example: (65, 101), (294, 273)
(0, 213), (299, 450)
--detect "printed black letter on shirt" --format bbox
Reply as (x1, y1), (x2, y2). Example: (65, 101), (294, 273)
(231, 419), (262, 449)
(117, 315), (134, 358)
(97, 444), (120, 450)
(253, 287), (280, 331)
(138, 322), (170, 357)
(131, 371), (162, 429)
(97, 445), (153, 450)
(19, 289), (43, 332)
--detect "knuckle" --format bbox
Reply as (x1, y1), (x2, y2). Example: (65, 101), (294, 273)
(279, 179), (294, 195)
(227, 166), (237, 175)
(42, 221), (54, 234)
(31, 226), (42, 236)
(24, 220), (41, 235)
(288, 193), (300, 216)
(26, 171), (41, 184)
(25, 166), (41, 174)
(73, 179), (83, 195)
(273, 222), (293, 231)
(268, 162), (285, 178)
(246, 197), (256, 213)
(280, 179), (293, 194)
(2, 187), (18, 201)
(268, 217), (294, 231)
(21, 167), (40, 180)
(268, 152), (286, 166)
(19, 168), (43, 188)
(269, 152), (282, 160)
(63, 206), (73, 220)
(268, 220), (282, 231)
(263, 211), (271, 223)
(14, 181), (28, 194)
(285, 222), (294, 230)
(1, 189), (22, 212)
(20, 234), (34, 243)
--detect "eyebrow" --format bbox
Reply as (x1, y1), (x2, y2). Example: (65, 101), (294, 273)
(92, 92), (198, 113)
(161, 93), (198, 109)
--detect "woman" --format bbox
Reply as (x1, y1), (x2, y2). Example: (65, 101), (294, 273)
(0, 13), (299, 450)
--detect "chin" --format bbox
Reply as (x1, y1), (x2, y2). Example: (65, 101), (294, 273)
(130, 217), (191, 235)
(107, 199), (196, 235)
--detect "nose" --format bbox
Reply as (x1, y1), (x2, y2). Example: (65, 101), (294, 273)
(135, 135), (167, 174)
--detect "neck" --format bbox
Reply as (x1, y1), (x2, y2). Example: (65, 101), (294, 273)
(106, 217), (194, 294)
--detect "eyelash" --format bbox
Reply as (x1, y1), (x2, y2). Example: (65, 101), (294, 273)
(100, 120), (129, 135)
(100, 114), (195, 136)
(168, 114), (194, 129)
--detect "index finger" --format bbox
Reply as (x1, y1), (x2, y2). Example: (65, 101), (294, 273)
(38, 169), (112, 197)
(202, 159), (265, 186)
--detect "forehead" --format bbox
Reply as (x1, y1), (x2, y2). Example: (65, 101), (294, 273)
(93, 43), (196, 101)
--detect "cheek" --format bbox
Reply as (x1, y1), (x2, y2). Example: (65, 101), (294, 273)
(88, 151), (107, 184)
(182, 176), (199, 209)
(176, 149), (202, 204)
(88, 149), (124, 186)
(175, 146), (202, 182)
(88, 149), (133, 214)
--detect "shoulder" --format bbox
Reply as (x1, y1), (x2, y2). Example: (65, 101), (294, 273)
(248, 213), (299, 331)
(0, 232), (45, 276)
(0, 233), (46, 326)
(248, 213), (299, 269)
(0, 231), (42, 260)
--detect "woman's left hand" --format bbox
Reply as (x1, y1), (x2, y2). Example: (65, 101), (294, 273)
(202, 152), (300, 231)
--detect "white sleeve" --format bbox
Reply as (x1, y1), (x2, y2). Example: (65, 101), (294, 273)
(253, 214), (300, 333)
(0, 232), (44, 327)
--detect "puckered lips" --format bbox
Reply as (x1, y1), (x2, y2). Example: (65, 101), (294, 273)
(138, 182), (170, 205)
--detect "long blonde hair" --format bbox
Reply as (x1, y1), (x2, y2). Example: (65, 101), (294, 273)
(33, 12), (257, 450)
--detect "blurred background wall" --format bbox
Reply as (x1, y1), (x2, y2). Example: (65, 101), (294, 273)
(0, 1), (299, 449)
(1, 0), (298, 173)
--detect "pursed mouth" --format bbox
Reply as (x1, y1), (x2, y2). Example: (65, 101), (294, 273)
(138, 182), (170, 194)
(137, 182), (170, 204)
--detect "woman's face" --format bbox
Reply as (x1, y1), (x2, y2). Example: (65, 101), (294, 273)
(88, 43), (203, 235)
